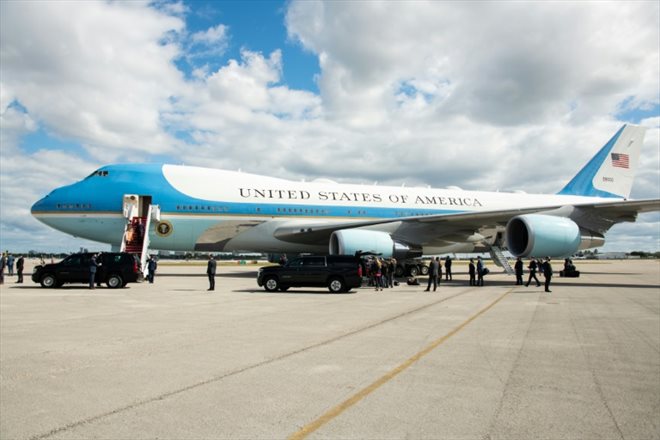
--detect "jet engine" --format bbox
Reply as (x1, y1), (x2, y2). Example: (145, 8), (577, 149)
(506, 214), (604, 257)
(329, 230), (422, 260)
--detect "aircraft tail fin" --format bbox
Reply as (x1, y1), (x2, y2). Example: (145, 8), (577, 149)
(558, 124), (646, 199)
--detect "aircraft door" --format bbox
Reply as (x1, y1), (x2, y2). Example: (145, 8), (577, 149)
(122, 195), (153, 219)
(139, 196), (152, 218)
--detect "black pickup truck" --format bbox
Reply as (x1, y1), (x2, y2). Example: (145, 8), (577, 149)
(32, 252), (143, 288)
(257, 255), (361, 293)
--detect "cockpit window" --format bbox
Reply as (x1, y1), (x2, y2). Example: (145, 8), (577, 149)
(86, 170), (109, 178)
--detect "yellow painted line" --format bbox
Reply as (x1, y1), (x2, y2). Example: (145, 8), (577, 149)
(288, 288), (514, 440)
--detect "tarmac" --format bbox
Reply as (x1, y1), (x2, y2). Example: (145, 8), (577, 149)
(1, 259), (659, 440)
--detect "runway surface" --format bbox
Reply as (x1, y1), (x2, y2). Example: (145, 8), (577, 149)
(1, 259), (659, 440)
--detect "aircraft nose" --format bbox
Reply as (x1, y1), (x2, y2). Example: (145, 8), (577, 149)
(31, 184), (79, 231)
(31, 194), (50, 214)
(31, 184), (70, 216)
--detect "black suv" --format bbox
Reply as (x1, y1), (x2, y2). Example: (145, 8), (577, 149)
(32, 252), (143, 288)
(257, 255), (361, 293)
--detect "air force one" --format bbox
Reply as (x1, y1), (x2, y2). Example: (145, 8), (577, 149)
(32, 124), (659, 271)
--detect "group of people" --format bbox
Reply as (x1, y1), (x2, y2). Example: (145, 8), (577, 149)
(361, 256), (397, 291)
(426, 255), (485, 291)
(514, 256), (554, 292)
(0, 252), (25, 285)
(422, 255), (555, 292)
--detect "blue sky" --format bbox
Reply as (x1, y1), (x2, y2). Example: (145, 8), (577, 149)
(178, 1), (319, 91)
(0, 0), (658, 253)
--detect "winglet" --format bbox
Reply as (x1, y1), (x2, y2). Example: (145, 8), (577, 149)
(558, 124), (646, 199)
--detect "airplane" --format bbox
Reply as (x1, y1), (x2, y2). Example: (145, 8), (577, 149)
(31, 124), (659, 271)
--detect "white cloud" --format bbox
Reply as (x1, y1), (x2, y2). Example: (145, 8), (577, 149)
(0, 0), (187, 159)
(287, 1), (659, 127)
(192, 23), (228, 45)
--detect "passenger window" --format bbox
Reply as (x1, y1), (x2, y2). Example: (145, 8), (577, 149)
(304, 257), (325, 267)
(63, 256), (81, 266)
(288, 259), (303, 268)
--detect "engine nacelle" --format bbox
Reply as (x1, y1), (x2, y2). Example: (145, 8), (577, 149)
(329, 230), (422, 259)
(506, 214), (583, 258)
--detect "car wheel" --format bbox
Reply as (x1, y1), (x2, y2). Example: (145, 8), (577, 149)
(328, 277), (346, 293)
(40, 274), (57, 288)
(106, 274), (123, 289)
(420, 265), (429, 275)
(264, 276), (279, 292)
(409, 266), (419, 277)
(395, 265), (404, 277)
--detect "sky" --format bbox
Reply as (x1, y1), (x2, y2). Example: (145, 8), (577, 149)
(1, 0), (659, 254)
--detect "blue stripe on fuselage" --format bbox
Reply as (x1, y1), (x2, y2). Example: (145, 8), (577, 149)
(32, 163), (469, 219)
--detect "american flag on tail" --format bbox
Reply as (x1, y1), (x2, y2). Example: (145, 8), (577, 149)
(611, 153), (629, 169)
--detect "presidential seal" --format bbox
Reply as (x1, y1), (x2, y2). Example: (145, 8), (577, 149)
(156, 220), (173, 237)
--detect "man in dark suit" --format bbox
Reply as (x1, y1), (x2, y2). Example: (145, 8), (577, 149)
(541, 257), (553, 292)
(525, 257), (541, 287)
(468, 258), (476, 286)
(207, 254), (217, 291)
(514, 257), (524, 285)
(476, 256), (485, 286)
(16, 255), (24, 283)
(424, 257), (439, 291)
(444, 256), (452, 281)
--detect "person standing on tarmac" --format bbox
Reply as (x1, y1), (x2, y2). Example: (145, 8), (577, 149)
(424, 257), (439, 291)
(388, 258), (396, 288)
(444, 256), (452, 281)
(16, 255), (24, 283)
(374, 258), (383, 292)
(207, 254), (217, 291)
(7, 254), (14, 276)
(147, 255), (158, 283)
(541, 257), (553, 292)
(468, 258), (476, 286)
(89, 254), (99, 289)
(476, 256), (485, 286)
(514, 257), (524, 285)
(0, 253), (5, 285)
(380, 258), (389, 289)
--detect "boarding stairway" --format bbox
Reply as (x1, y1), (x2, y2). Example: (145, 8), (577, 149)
(488, 245), (515, 275)
(120, 199), (160, 274)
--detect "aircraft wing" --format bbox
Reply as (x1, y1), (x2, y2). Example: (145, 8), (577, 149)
(272, 198), (660, 246)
